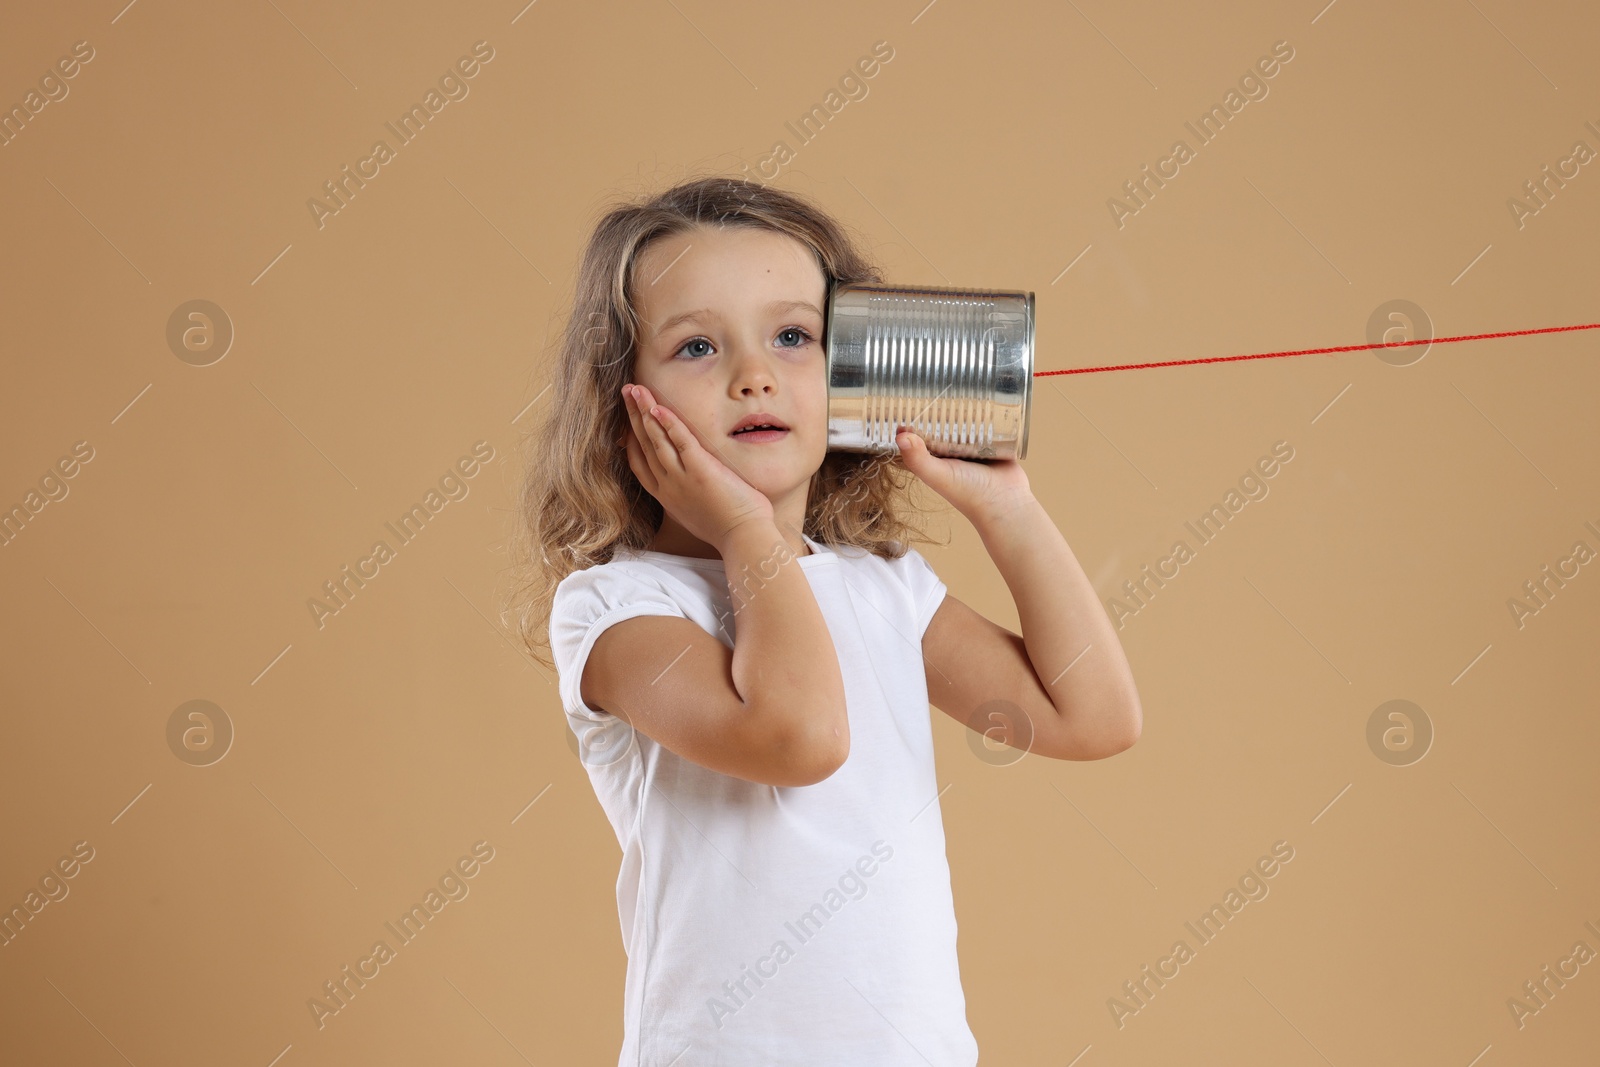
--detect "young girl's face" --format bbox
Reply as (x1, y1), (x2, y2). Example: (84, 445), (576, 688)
(627, 223), (830, 505)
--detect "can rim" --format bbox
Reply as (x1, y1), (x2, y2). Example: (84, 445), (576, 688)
(1019, 290), (1035, 462)
(824, 281), (838, 429)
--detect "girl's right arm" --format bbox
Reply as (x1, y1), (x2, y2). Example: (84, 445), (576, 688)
(581, 518), (848, 787)
(584, 385), (848, 787)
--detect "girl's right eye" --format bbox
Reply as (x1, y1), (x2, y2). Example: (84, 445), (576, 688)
(675, 337), (714, 359)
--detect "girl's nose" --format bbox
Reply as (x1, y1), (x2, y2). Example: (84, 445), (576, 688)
(727, 345), (778, 395)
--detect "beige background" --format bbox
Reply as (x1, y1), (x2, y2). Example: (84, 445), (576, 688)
(2, 0), (1598, 1063)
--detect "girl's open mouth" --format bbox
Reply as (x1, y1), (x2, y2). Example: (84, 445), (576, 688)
(729, 428), (789, 443)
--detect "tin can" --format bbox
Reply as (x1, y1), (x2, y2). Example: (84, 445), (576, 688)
(825, 282), (1034, 461)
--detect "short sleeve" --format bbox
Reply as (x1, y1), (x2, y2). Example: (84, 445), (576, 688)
(887, 544), (948, 640)
(549, 563), (690, 722)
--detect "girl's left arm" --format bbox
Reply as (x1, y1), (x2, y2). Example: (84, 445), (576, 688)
(896, 429), (1143, 761)
(970, 493), (1143, 754)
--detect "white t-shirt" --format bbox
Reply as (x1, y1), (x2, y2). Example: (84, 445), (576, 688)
(549, 532), (979, 1066)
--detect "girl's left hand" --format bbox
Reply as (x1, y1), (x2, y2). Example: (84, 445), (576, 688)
(894, 427), (1035, 526)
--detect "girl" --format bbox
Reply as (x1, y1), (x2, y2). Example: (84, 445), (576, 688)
(507, 176), (1142, 1065)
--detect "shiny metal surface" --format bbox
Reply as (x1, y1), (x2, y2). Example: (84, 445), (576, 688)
(825, 282), (1034, 461)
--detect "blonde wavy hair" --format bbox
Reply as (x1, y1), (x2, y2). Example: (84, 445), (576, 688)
(502, 175), (939, 670)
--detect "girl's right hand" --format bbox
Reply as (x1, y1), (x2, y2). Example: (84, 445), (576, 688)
(619, 384), (776, 552)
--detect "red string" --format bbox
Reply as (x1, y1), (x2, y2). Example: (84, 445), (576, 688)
(1033, 321), (1600, 377)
